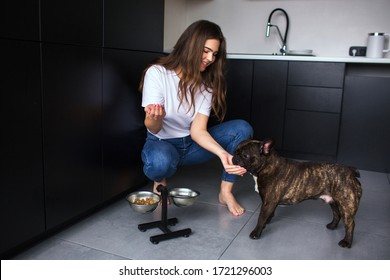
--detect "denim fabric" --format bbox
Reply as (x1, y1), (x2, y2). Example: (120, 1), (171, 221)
(141, 119), (253, 183)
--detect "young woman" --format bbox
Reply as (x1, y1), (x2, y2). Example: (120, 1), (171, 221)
(139, 20), (253, 216)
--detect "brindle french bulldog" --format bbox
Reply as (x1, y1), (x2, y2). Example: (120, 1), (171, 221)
(233, 139), (362, 248)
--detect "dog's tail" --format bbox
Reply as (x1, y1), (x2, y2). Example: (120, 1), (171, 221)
(348, 166), (362, 200)
(350, 167), (360, 178)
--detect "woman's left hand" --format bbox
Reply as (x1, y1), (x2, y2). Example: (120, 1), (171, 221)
(220, 152), (247, 176)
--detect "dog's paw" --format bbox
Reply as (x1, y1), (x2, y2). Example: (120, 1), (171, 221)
(326, 222), (338, 230)
(249, 230), (261, 240)
(338, 239), (352, 248)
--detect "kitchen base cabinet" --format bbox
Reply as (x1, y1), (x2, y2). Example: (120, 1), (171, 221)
(225, 59), (253, 123)
(251, 60), (288, 150)
(283, 110), (340, 162)
(282, 62), (344, 161)
(338, 65), (390, 172)
(288, 62), (345, 88)
(226, 59), (389, 171)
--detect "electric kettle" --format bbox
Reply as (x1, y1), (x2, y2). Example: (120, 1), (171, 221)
(366, 32), (389, 58)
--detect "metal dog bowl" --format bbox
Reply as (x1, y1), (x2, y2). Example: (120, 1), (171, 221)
(169, 188), (200, 207)
(126, 191), (160, 213)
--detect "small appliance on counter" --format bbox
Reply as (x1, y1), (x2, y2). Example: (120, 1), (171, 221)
(366, 32), (389, 58)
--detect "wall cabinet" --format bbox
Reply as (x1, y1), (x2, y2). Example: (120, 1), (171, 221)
(1, 0), (40, 41)
(41, 0), (103, 47)
(42, 44), (104, 229)
(1, 1), (165, 257)
(0, 40), (45, 254)
(103, 49), (162, 198)
(104, 0), (164, 51)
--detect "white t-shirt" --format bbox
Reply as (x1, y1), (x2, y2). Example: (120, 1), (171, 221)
(142, 65), (212, 139)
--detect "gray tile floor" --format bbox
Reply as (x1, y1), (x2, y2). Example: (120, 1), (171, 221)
(12, 159), (390, 260)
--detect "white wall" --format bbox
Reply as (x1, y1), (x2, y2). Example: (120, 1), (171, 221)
(165, 0), (390, 58)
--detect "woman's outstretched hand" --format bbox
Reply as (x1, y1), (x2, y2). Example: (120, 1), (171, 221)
(145, 104), (166, 121)
(219, 152), (247, 176)
(144, 104), (166, 134)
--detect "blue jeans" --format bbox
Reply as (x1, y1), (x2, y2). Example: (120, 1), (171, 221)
(141, 119), (253, 183)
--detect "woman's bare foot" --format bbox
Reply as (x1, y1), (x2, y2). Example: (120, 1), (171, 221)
(219, 181), (245, 216)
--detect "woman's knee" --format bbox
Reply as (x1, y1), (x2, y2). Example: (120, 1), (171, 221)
(229, 119), (253, 139)
(142, 142), (179, 180)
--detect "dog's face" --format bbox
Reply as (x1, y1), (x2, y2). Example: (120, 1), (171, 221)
(232, 139), (274, 174)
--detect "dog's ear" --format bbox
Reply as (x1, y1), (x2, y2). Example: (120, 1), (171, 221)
(262, 139), (274, 155)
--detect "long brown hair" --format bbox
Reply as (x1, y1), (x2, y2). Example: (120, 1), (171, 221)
(139, 20), (227, 121)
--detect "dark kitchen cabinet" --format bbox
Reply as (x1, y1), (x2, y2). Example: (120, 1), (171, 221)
(0, 0), (40, 41)
(104, 0), (164, 51)
(284, 110), (340, 159)
(338, 64), (390, 172)
(0, 40), (45, 254)
(226, 60), (345, 160)
(1, 0), (165, 258)
(42, 44), (104, 229)
(251, 60), (288, 150)
(226, 59), (388, 171)
(283, 62), (345, 161)
(288, 61), (345, 87)
(41, 0), (103, 47)
(102, 49), (160, 198)
(225, 59), (253, 123)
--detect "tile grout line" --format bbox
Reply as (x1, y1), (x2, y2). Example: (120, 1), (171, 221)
(218, 204), (261, 260)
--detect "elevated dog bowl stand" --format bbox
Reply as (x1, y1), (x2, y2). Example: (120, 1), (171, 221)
(137, 185), (191, 244)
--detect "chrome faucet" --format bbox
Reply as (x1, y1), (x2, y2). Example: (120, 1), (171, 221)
(266, 8), (289, 55)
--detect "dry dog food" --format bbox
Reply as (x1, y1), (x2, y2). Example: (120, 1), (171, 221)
(134, 197), (158, 205)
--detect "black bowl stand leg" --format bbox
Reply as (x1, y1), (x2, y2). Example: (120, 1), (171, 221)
(137, 185), (191, 244)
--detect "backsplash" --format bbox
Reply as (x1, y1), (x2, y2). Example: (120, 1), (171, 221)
(165, 0), (390, 58)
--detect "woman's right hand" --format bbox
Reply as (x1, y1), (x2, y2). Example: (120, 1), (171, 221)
(144, 104), (165, 134)
(145, 104), (165, 121)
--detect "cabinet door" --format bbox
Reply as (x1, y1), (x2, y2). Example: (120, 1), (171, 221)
(283, 62), (344, 161)
(41, 0), (103, 47)
(338, 74), (390, 172)
(288, 62), (345, 87)
(42, 44), (103, 229)
(1, 0), (40, 41)
(252, 60), (288, 150)
(284, 110), (340, 158)
(104, 0), (164, 51)
(0, 40), (45, 256)
(102, 49), (160, 198)
(286, 86), (342, 113)
(225, 59), (253, 123)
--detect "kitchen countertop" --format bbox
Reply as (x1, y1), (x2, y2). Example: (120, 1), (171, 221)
(227, 53), (390, 64)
